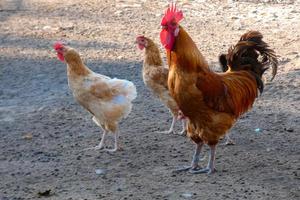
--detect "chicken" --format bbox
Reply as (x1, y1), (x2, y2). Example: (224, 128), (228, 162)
(136, 35), (186, 135)
(160, 4), (278, 174)
(53, 42), (137, 152)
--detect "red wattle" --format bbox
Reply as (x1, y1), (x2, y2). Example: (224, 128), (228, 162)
(160, 29), (175, 50)
(57, 53), (64, 62)
(138, 44), (144, 50)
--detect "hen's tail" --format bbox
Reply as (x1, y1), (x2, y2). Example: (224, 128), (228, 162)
(224, 31), (278, 93)
(108, 78), (137, 102)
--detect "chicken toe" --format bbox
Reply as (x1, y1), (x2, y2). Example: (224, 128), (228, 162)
(189, 167), (216, 174)
(224, 135), (235, 145)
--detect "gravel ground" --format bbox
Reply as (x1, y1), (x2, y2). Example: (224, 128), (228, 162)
(0, 0), (299, 199)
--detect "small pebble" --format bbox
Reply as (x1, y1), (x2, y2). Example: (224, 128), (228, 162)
(95, 169), (106, 175)
(181, 192), (193, 198)
(255, 128), (261, 133)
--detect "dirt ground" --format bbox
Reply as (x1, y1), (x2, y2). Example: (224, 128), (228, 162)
(0, 0), (299, 199)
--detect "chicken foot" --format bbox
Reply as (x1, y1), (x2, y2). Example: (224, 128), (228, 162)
(189, 144), (216, 174)
(102, 131), (120, 152)
(82, 130), (107, 151)
(224, 134), (235, 145)
(157, 116), (176, 134)
(83, 130), (121, 152)
(157, 116), (186, 135)
(175, 142), (204, 172)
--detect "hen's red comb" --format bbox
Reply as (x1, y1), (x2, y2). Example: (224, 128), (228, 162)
(136, 35), (145, 40)
(161, 3), (183, 26)
(53, 41), (65, 50)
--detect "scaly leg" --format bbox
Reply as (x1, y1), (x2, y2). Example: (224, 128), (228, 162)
(82, 130), (107, 151)
(190, 144), (216, 174)
(179, 119), (187, 135)
(94, 130), (107, 150)
(103, 131), (119, 152)
(157, 115), (176, 134)
(175, 142), (204, 172)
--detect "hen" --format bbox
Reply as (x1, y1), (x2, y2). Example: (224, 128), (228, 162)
(136, 36), (186, 135)
(53, 42), (137, 152)
(160, 4), (278, 174)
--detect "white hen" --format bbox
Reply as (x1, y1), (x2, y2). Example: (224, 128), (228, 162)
(54, 42), (137, 152)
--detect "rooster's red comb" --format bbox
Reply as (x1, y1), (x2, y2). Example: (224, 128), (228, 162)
(161, 3), (183, 26)
(53, 41), (65, 50)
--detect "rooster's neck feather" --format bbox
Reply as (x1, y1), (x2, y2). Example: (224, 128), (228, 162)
(167, 26), (209, 73)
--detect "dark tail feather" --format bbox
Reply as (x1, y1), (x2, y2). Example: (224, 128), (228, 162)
(219, 54), (228, 72)
(226, 31), (278, 93)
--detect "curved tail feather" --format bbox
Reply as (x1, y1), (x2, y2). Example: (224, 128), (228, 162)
(224, 31), (278, 93)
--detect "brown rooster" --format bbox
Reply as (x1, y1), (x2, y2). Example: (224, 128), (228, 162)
(136, 36), (186, 134)
(160, 4), (278, 174)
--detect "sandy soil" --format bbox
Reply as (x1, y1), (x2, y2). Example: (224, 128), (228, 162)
(0, 0), (299, 199)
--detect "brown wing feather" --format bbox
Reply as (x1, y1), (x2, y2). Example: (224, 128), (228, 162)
(150, 67), (169, 90)
(90, 82), (113, 100)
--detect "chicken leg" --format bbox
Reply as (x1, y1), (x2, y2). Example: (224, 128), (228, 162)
(157, 115), (176, 134)
(158, 116), (187, 135)
(94, 130), (107, 150)
(179, 120), (187, 135)
(175, 142), (204, 172)
(189, 144), (216, 174)
(83, 130), (107, 151)
(103, 131), (120, 152)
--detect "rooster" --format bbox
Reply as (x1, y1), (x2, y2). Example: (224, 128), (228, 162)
(53, 42), (137, 152)
(160, 4), (278, 174)
(136, 35), (186, 135)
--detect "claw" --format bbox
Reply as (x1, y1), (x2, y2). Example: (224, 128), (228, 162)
(173, 165), (193, 173)
(102, 148), (118, 152)
(156, 129), (187, 135)
(179, 129), (187, 136)
(82, 145), (104, 151)
(156, 130), (175, 134)
(173, 165), (202, 173)
(189, 167), (216, 174)
(224, 135), (235, 145)
(225, 139), (235, 145)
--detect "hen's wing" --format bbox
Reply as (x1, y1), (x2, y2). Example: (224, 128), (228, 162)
(148, 66), (169, 90)
(89, 75), (136, 103)
(90, 81), (113, 100)
(84, 74), (136, 121)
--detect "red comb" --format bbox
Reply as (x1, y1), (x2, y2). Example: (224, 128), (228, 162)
(53, 41), (65, 50)
(136, 35), (145, 40)
(161, 3), (183, 26)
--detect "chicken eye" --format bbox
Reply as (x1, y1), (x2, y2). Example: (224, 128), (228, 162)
(170, 21), (177, 27)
